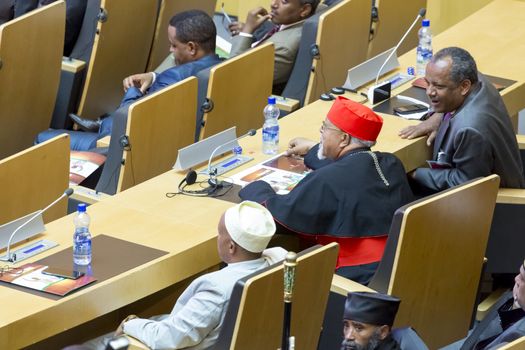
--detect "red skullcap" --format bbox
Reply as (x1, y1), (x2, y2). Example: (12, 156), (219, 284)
(327, 96), (383, 142)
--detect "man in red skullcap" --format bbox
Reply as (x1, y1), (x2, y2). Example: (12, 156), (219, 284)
(239, 96), (413, 284)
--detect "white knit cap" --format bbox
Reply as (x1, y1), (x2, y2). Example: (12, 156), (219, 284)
(224, 201), (276, 253)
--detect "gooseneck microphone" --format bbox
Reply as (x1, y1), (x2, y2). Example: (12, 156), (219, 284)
(207, 129), (257, 187)
(375, 8), (426, 86)
(368, 8), (426, 104)
(1, 188), (74, 263)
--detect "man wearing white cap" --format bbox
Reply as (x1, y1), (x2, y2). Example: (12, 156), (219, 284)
(85, 201), (280, 350)
(240, 96), (413, 285)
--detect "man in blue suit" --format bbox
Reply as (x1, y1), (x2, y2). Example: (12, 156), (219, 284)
(37, 9), (222, 151)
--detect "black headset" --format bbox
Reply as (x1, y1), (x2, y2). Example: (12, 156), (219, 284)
(177, 170), (218, 196)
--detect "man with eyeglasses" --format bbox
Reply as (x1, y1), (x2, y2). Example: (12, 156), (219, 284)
(239, 96), (413, 284)
(399, 47), (524, 195)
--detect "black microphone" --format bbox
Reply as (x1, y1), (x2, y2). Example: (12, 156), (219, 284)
(0, 188), (74, 262)
(368, 8), (426, 104)
(207, 129), (257, 188)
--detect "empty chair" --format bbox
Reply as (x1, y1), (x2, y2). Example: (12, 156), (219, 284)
(198, 42), (274, 140)
(282, 0), (370, 107)
(95, 77), (198, 195)
(367, 0), (426, 58)
(0, 1), (65, 159)
(325, 175), (500, 349)
(75, 0), (158, 120)
(0, 134), (70, 225)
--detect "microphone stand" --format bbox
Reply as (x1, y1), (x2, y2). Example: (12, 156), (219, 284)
(0, 189), (74, 263)
(206, 129), (256, 188)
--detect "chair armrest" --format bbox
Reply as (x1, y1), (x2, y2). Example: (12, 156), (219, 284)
(516, 134), (525, 149)
(71, 185), (112, 204)
(497, 188), (525, 205)
(126, 335), (150, 350)
(331, 274), (375, 296)
(272, 95), (300, 113)
(476, 288), (508, 321)
(97, 135), (111, 148)
(61, 57), (86, 73)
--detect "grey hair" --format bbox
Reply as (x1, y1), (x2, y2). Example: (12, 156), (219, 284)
(350, 136), (376, 148)
(431, 47), (478, 85)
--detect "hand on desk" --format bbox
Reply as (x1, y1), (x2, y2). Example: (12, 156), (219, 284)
(285, 137), (316, 157)
(398, 113), (442, 147)
(115, 314), (138, 336)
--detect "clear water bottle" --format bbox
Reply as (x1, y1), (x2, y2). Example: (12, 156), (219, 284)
(416, 19), (432, 76)
(262, 96), (280, 155)
(73, 203), (92, 265)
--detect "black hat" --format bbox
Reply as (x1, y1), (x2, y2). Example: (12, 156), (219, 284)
(344, 292), (401, 326)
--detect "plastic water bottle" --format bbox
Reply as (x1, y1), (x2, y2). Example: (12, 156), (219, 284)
(262, 96), (280, 155)
(73, 203), (92, 265)
(416, 19), (432, 76)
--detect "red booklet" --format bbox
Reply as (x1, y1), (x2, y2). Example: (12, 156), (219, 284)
(69, 151), (106, 186)
(0, 263), (97, 297)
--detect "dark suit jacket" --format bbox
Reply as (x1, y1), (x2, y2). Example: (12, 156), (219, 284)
(414, 73), (525, 192)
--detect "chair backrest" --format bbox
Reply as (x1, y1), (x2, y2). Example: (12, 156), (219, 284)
(116, 77), (197, 192)
(215, 243), (339, 350)
(198, 42), (274, 140)
(367, 0), (426, 59)
(0, 1), (65, 159)
(75, 0), (157, 120)
(497, 336), (525, 349)
(303, 0), (370, 105)
(69, 0), (100, 62)
(368, 0), (427, 58)
(0, 134), (69, 225)
(368, 175), (500, 349)
(145, 0), (216, 72)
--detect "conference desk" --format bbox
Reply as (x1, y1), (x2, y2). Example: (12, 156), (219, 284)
(0, 95), (425, 349)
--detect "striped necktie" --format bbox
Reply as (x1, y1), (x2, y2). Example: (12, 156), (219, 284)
(254, 25), (280, 47)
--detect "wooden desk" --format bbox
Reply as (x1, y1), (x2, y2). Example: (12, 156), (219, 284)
(0, 94), (428, 349)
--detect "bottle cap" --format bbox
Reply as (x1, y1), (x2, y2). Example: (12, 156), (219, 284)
(422, 19), (430, 27)
(77, 203), (87, 213)
(407, 66), (415, 76)
(267, 96), (276, 105)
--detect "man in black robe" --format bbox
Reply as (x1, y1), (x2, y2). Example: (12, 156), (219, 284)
(239, 96), (413, 284)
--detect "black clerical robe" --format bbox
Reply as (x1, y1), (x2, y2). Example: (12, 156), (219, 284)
(240, 146), (413, 281)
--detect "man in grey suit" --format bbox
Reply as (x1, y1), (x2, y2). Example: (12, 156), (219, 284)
(399, 47), (524, 194)
(228, 0), (320, 94)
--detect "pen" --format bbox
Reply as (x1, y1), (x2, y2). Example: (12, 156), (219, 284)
(221, 3), (232, 24)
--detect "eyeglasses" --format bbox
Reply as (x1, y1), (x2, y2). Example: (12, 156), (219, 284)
(0, 265), (23, 277)
(320, 121), (341, 133)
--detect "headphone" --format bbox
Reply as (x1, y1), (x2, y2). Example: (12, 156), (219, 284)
(177, 170), (218, 196)
(119, 135), (131, 150)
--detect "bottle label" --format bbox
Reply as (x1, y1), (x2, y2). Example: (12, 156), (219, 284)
(262, 127), (279, 143)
